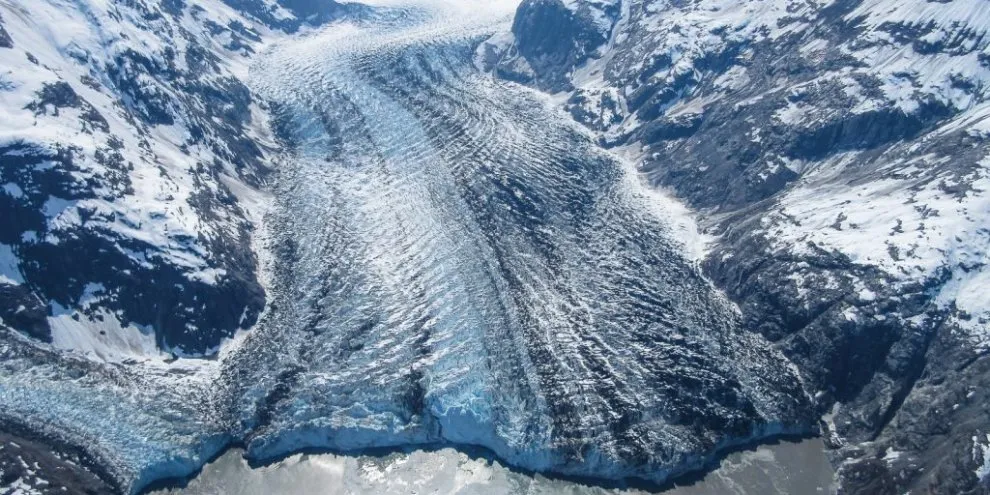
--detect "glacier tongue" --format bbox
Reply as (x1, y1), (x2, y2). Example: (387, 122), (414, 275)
(227, 0), (811, 485)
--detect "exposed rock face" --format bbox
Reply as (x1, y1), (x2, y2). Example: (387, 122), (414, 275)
(0, 429), (117, 494)
(484, 0), (990, 493)
(0, 14), (11, 49)
(221, 0), (369, 33)
(496, 0), (620, 91)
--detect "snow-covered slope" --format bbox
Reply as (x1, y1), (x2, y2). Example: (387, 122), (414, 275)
(0, 0), (283, 358)
(484, 0), (990, 492)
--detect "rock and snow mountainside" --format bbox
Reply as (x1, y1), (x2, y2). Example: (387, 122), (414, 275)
(0, 0), (279, 360)
(485, 0), (990, 492)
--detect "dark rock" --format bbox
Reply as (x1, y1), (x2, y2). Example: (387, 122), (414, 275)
(0, 429), (116, 495)
(499, 0), (618, 92)
(0, 284), (51, 342)
(0, 13), (12, 49)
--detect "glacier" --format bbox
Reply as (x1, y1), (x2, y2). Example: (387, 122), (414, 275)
(0, 0), (814, 493)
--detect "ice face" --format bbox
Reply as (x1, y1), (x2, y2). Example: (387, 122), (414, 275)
(0, 332), (230, 492)
(0, 0), (812, 493)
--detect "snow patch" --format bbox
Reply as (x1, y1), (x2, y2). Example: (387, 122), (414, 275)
(49, 302), (163, 362)
(974, 433), (990, 481)
(0, 243), (25, 285)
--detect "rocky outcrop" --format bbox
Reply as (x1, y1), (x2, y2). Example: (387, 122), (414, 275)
(0, 429), (117, 494)
(496, 0), (619, 91)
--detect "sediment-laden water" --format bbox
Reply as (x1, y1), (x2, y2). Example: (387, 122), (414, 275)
(156, 439), (835, 494)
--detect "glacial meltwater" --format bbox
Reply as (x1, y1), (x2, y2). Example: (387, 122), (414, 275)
(157, 438), (835, 494)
